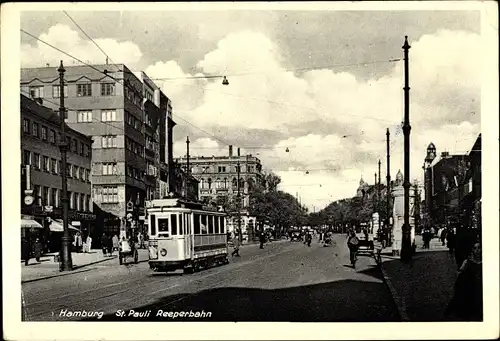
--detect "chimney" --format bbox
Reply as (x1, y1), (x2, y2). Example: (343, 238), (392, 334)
(229, 145), (233, 157)
(441, 151), (449, 158)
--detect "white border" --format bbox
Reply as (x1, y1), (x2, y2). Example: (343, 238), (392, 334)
(2, 2), (499, 340)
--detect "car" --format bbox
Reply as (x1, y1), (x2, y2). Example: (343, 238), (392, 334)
(290, 231), (302, 242)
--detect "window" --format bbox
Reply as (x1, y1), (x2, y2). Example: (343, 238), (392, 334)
(51, 189), (58, 208)
(102, 135), (117, 148)
(43, 187), (49, 206)
(102, 186), (118, 203)
(77, 110), (92, 122)
(29, 86), (44, 98)
(87, 196), (91, 212)
(49, 129), (56, 143)
(218, 166), (226, 173)
(69, 191), (74, 209)
(51, 158), (57, 173)
(208, 178), (212, 189)
(83, 144), (90, 157)
(23, 119), (30, 134)
(75, 193), (80, 211)
(101, 109), (117, 122)
(58, 161), (62, 174)
(77, 83), (92, 97)
(41, 126), (47, 141)
(220, 217), (225, 234)
(74, 166), (80, 179)
(171, 214), (178, 235)
(52, 85), (68, 98)
(179, 215), (184, 235)
(32, 122), (39, 138)
(201, 215), (208, 234)
(101, 83), (115, 96)
(34, 185), (41, 206)
(23, 150), (31, 166)
(33, 153), (40, 170)
(150, 214), (156, 236)
(72, 139), (77, 153)
(214, 215), (220, 234)
(102, 163), (117, 175)
(158, 218), (169, 236)
(208, 215), (214, 234)
(193, 214), (200, 234)
(79, 168), (84, 181)
(85, 169), (90, 182)
(67, 164), (72, 178)
(43, 156), (50, 172)
(80, 194), (84, 212)
(79, 141), (84, 156)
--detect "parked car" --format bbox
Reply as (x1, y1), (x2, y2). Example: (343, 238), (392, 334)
(290, 230), (302, 242)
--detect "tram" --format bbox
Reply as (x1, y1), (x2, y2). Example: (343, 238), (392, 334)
(146, 198), (229, 273)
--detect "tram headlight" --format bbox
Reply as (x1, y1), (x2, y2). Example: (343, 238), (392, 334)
(160, 248), (167, 256)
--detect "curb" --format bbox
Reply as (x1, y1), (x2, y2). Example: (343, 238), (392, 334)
(22, 256), (117, 283)
(379, 260), (410, 322)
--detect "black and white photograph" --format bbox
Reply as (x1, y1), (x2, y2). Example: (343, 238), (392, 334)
(2, 1), (499, 340)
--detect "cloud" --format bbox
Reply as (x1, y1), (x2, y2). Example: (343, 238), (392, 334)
(21, 23), (481, 211)
(21, 24), (143, 68)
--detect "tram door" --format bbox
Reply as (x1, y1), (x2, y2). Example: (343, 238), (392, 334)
(184, 213), (192, 259)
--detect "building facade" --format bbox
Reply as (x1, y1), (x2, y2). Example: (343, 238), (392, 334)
(21, 64), (175, 236)
(176, 145), (263, 237)
(422, 144), (473, 227)
(21, 94), (94, 249)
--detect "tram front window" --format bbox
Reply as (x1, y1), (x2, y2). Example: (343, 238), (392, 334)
(158, 218), (170, 237)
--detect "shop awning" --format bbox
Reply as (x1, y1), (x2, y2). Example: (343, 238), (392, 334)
(21, 219), (43, 229)
(49, 220), (80, 233)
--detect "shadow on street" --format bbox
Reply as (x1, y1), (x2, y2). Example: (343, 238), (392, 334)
(88, 265), (401, 322)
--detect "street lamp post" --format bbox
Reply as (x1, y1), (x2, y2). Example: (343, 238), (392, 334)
(386, 128), (391, 246)
(401, 36), (413, 262)
(58, 60), (73, 271)
(237, 148), (242, 241)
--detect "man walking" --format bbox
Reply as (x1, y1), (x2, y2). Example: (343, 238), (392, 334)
(259, 230), (266, 249)
(231, 231), (241, 257)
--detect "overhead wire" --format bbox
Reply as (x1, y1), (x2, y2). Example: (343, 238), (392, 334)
(62, 11), (121, 73)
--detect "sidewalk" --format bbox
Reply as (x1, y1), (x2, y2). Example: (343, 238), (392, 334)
(21, 249), (148, 283)
(379, 236), (459, 321)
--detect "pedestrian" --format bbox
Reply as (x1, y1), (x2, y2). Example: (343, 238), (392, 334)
(34, 238), (43, 262)
(101, 233), (108, 257)
(259, 230), (266, 249)
(86, 234), (92, 253)
(231, 232), (241, 257)
(454, 227), (475, 269)
(112, 234), (119, 252)
(440, 226), (447, 246)
(445, 241), (482, 321)
(22, 236), (31, 266)
(107, 233), (114, 256)
(446, 227), (455, 254)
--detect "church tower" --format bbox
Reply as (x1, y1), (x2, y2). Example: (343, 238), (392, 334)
(356, 176), (369, 197)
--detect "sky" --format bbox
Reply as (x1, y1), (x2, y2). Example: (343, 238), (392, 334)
(20, 7), (482, 212)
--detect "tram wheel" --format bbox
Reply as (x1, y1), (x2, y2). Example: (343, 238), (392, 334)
(193, 262), (200, 273)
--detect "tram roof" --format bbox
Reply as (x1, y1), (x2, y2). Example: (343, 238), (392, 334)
(145, 198), (225, 213)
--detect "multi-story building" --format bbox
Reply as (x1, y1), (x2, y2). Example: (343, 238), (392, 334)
(21, 64), (177, 236)
(422, 143), (471, 227)
(176, 145), (263, 237)
(21, 94), (94, 250)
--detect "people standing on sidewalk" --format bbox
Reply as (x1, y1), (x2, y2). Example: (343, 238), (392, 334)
(422, 227), (432, 249)
(22, 236), (31, 266)
(445, 241), (482, 321)
(446, 227), (455, 254)
(86, 235), (92, 253)
(112, 234), (119, 252)
(454, 227), (476, 269)
(231, 231), (241, 257)
(34, 238), (43, 262)
(101, 233), (109, 257)
(107, 233), (114, 256)
(440, 226), (447, 246)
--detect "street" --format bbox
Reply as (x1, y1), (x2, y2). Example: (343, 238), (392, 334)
(22, 234), (399, 322)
